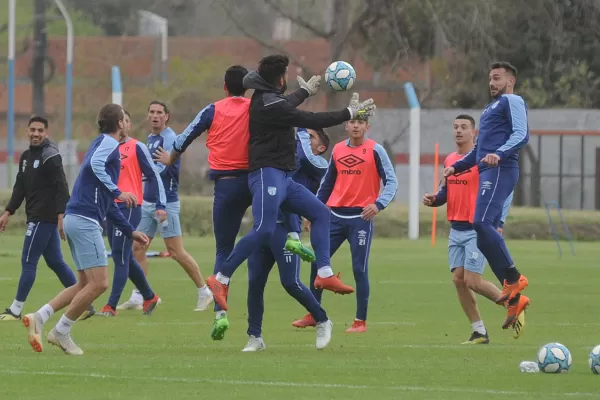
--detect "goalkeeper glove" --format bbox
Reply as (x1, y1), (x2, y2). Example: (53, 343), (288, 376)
(347, 98), (376, 120)
(297, 75), (321, 96)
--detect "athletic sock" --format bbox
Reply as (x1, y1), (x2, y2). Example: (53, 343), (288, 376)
(287, 232), (300, 240)
(472, 320), (486, 335)
(9, 300), (24, 316)
(317, 266), (334, 278)
(37, 304), (55, 324)
(55, 314), (75, 335)
(215, 272), (230, 285)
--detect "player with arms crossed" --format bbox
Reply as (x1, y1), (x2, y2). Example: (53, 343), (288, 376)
(443, 62), (530, 329)
(293, 106), (397, 332)
(424, 114), (523, 344)
(206, 55), (376, 316)
(154, 65), (253, 339)
(244, 126), (333, 351)
(22, 104), (149, 355)
(0, 116), (80, 321)
(98, 110), (163, 316)
(120, 101), (212, 311)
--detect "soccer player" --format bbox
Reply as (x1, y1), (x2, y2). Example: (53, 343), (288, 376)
(97, 110), (163, 316)
(292, 110), (398, 333)
(0, 116), (78, 321)
(443, 61), (530, 329)
(243, 127), (332, 351)
(423, 114), (523, 344)
(22, 104), (149, 355)
(121, 100), (212, 311)
(206, 54), (376, 313)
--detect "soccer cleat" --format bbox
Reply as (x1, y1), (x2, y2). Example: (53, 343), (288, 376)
(206, 275), (229, 311)
(97, 305), (117, 317)
(142, 295), (161, 316)
(346, 320), (367, 333)
(285, 238), (316, 262)
(77, 304), (96, 321)
(315, 319), (333, 350)
(314, 273), (354, 295)
(502, 294), (530, 330)
(461, 331), (490, 344)
(23, 313), (44, 353)
(47, 328), (83, 356)
(242, 335), (266, 352)
(195, 290), (214, 312)
(116, 299), (143, 311)
(292, 313), (317, 328)
(0, 308), (21, 321)
(211, 314), (230, 341)
(495, 274), (528, 304)
(512, 308), (526, 339)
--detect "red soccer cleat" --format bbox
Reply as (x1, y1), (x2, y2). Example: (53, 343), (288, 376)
(142, 295), (161, 316)
(346, 320), (367, 333)
(314, 272), (354, 294)
(292, 313), (317, 328)
(206, 275), (229, 311)
(502, 295), (530, 329)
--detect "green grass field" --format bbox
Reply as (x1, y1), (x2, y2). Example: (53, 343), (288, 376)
(0, 235), (599, 399)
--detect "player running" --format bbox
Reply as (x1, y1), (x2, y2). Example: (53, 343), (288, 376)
(0, 116), (82, 321)
(22, 104), (149, 355)
(206, 54), (376, 313)
(244, 127), (332, 352)
(292, 106), (398, 333)
(120, 100), (213, 311)
(423, 114), (523, 344)
(443, 61), (530, 329)
(97, 109), (163, 316)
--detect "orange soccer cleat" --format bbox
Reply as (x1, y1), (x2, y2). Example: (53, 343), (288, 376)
(495, 274), (528, 304)
(502, 294), (530, 329)
(314, 273), (354, 294)
(206, 275), (229, 311)
(292, 314), (317, 328)
(345, 320), (367, 333)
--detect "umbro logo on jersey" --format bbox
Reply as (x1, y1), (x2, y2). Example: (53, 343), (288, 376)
(338, 154), (365, 168)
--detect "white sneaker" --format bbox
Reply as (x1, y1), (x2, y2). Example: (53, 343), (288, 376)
(116, 299), (143, 311)
(242, 335), (266, 352)
(194, 290), (214, 311)
(23, 313), (44, 352)
(316, 319), (333, 350)
(48, 328), (83, 356)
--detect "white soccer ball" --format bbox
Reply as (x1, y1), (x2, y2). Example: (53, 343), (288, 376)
(537, 343), (572, 373)
(588, 345), (600, 374)
(324, 61), (356, 91)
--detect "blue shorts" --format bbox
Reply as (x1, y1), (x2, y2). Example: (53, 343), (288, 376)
(448, 228), (485, 274)
(63, 214), (108, 270)
(138, 201), (182, 239)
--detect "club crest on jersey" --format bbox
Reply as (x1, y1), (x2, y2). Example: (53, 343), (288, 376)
(267, 186), (277, 196)
(33, 160), (40, 168)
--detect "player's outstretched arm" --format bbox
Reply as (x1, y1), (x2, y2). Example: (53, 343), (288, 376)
(285, 75), (321, 107)
(137, 142), (166, 210)
(373, 144), (398, 211)
(106, 202), (135, 238)
(316, 151), (338, 204)
(496, 94), (529, 161)
(171, 104), (215, 157)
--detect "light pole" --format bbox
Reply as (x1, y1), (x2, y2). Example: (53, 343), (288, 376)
(7, 0), (15, 188)
(53, 0), (73, 141)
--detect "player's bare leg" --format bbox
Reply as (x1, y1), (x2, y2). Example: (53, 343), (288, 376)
(463, 270), (501, 302)
(164, 236), (213, 311)
(133, 237), (152, 276)
(452, 267), (488, 344)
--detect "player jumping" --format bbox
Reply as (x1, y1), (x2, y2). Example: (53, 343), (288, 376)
(244, 127), (333, 351)
(292, 102), (398, 332)
(22, 104), (149, 355)
(98, 109), (163, 316)
(120, 101), (213, 311)
(423, 114), (523, 343)
(206, 54), (376, 314)
(443, 62), (530, 329)
(0, 117), (82, 321)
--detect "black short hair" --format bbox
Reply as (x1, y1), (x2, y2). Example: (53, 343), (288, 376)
(490, 61), (518, 78)
(258, 54), (289, 86)
(454, 114), (476, 129)
(97, 104), (124, 133)
(28, 116), (48, 128)
(147, 100), (170, 123)
(225, 65), (249, 96)
(314, 128), (330, 154)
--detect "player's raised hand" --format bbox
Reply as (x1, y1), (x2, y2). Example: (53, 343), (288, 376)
(118, 192), (138, 208)
(361, 204), (379, 220)
(153, 146), (171, 166)
(132, 231), (150, 247)
(0, 212), (9, 232)
(481, 153), (500, 166)
(348, 98), (376, 120)
(155, 209), (167, 223)
(443, 166), (455, 177)
(297, 75), (321, 96)
(423, 193), (437, 207)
